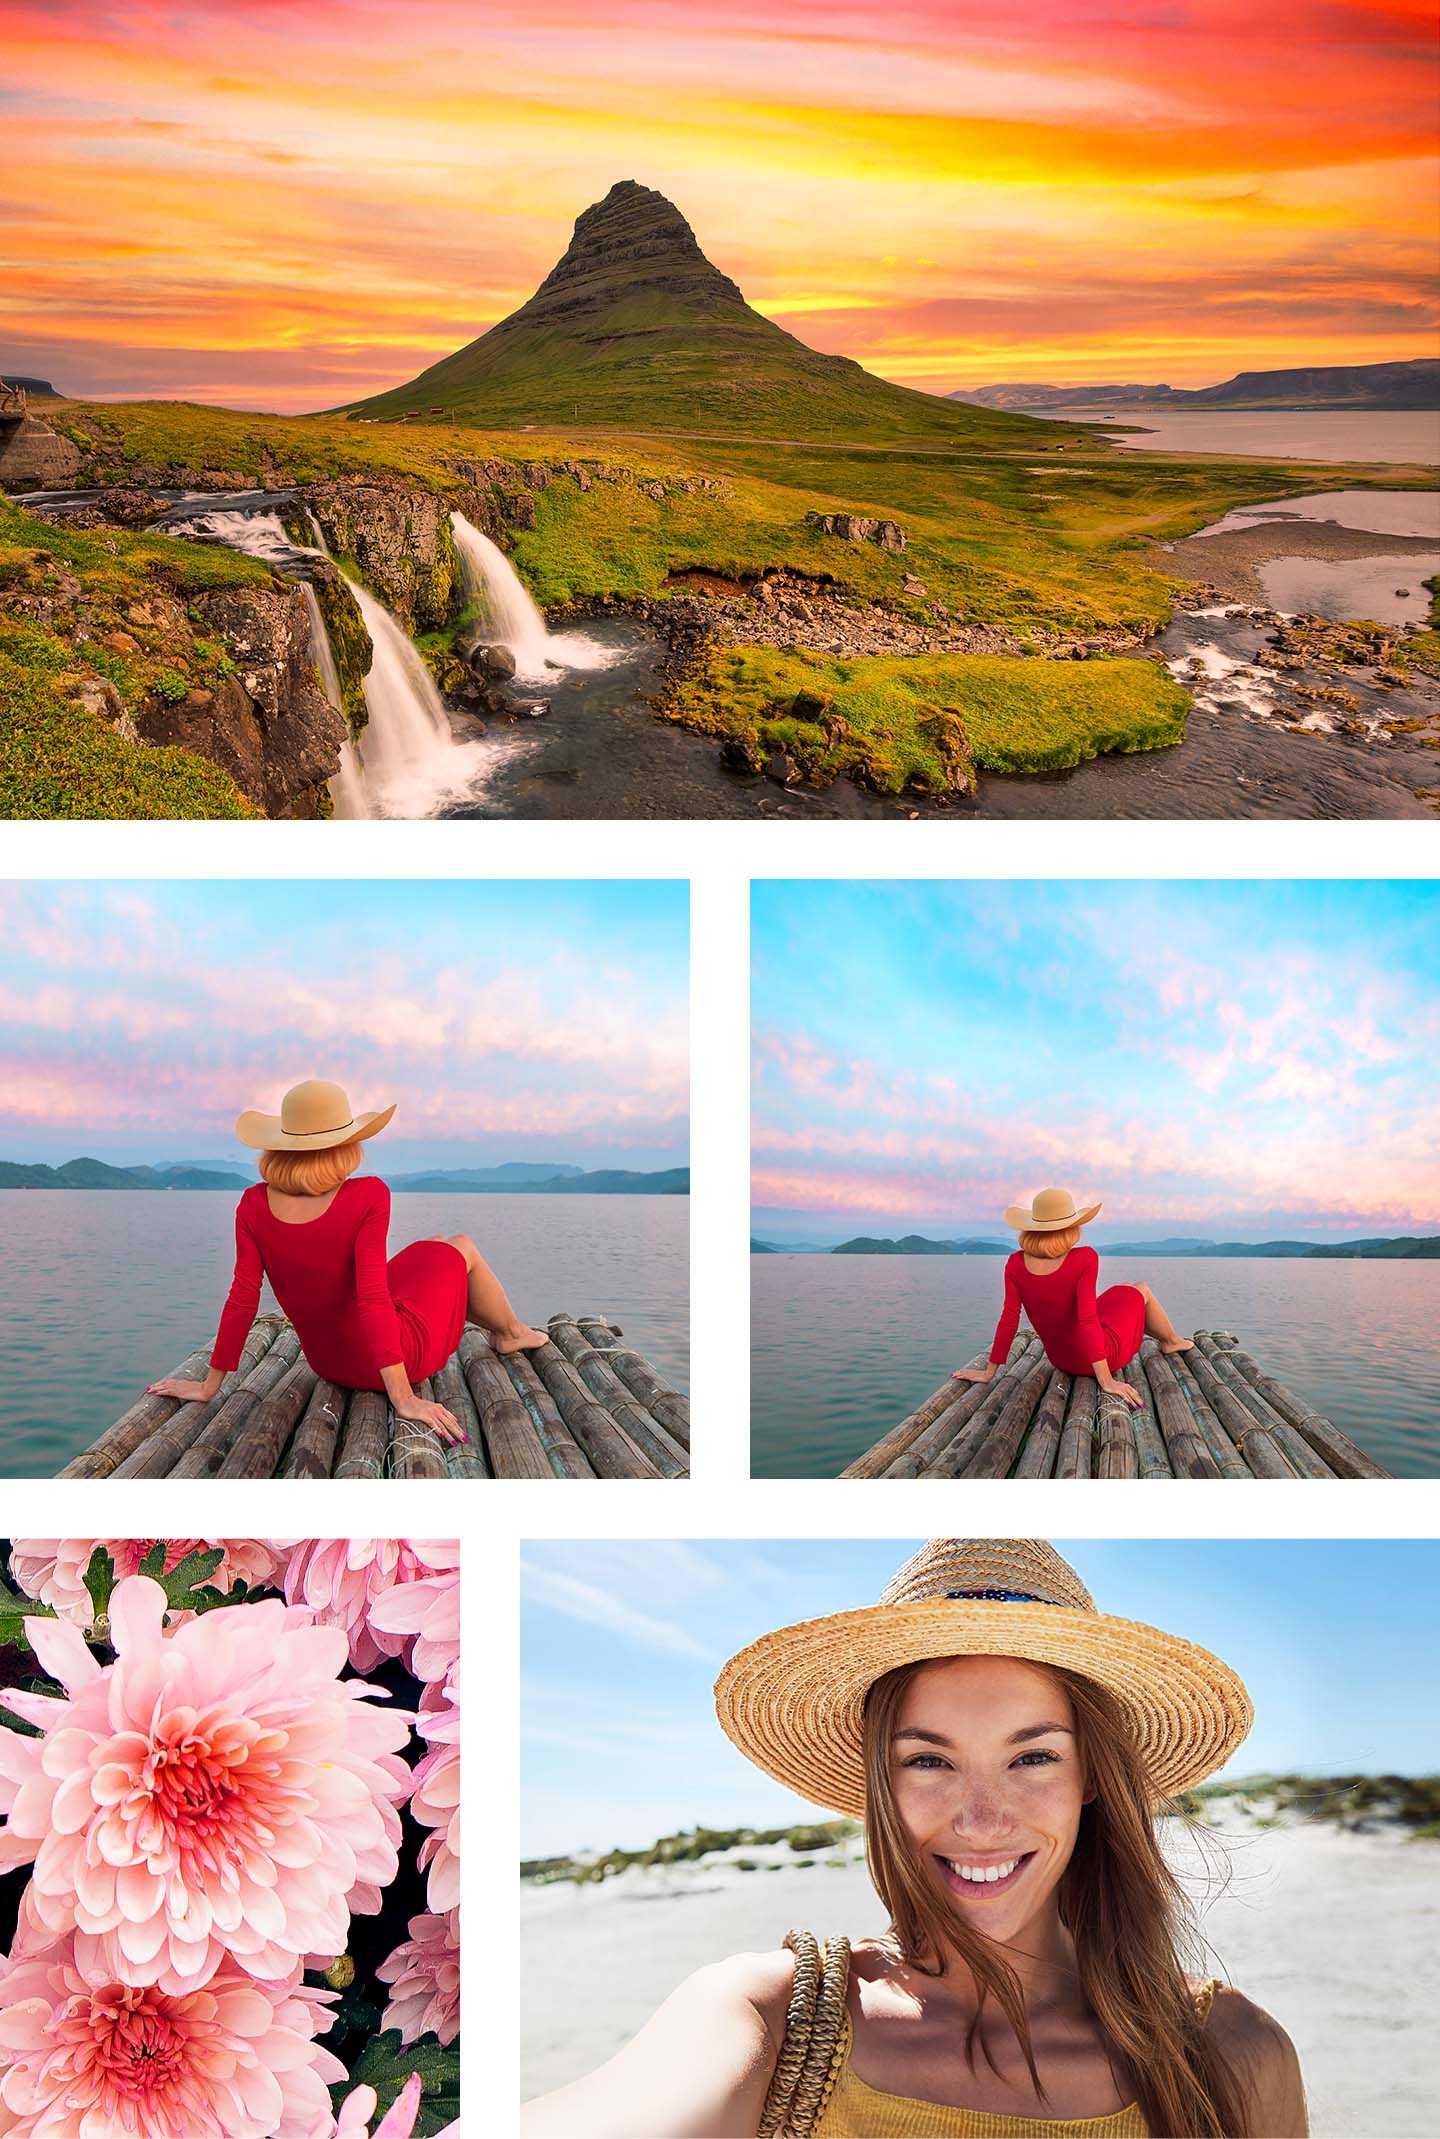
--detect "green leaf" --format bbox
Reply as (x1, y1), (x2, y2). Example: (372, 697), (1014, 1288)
(0, 1579), (56, 1650)
(137, 1542), (168, 1581)
(155, 1549), (227, 1612)
(332, 2033), (460, 2136)
(83, 1545), (119, 1624)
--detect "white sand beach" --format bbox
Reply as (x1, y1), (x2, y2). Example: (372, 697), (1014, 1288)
(521, 1817), (1439, 2135)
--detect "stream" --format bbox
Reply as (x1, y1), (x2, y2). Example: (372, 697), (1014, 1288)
(21, 482), (1440, 820)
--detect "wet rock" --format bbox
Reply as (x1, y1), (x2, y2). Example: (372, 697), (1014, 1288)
(766, 746), (801, 785)
(304, 477), (458, 630)
(141, 584), (346, 815)
(521, 700), (551, 718)
(718, 735), (764, 776)
(481, 644), (518, 679)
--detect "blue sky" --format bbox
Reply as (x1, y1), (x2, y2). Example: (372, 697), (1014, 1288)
(0, 880), (688, 1170)
(521, 1537), (1440, 1856)
(752, 881), (1440, 1243)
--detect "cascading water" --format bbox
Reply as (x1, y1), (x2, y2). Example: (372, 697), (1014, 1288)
(164, 505), (501, 817)
(449, 511), (616, 679)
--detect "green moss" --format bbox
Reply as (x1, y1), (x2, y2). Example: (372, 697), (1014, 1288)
(0, 620), (252, 820)
(668, 643), (1188, 793)
(310, 571), (371, 735)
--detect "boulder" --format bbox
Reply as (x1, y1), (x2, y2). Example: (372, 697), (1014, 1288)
(481, 644), (518, 679)
(63, 673), (137, 743)
(766, 746), (801, 786)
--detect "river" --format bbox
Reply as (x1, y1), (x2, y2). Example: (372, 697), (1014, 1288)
(0, 1190), (689, 1477)
(750, 1254), (1439, 1478)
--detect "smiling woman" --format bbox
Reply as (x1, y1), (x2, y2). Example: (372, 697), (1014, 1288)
(522, 1539), (1308, 2139)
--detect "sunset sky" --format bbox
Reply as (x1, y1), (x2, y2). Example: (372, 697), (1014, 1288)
(1, 0), (1434, 409)
(751, 880), (1440, 1243)
(0, 880), (689, 1170)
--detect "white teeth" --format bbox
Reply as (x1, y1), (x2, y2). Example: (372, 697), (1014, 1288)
(946, 1857), (1020, 1883)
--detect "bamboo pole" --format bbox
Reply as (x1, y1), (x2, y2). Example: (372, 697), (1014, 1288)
(502, 1351), (597, 1478)
(1096, 1387), (1139, 1478)
(432, 1359), (491, 1480)
(1172, 1346), (1297, 1478)
(572, 1316), (690, 1449)
(1014, 1370), (1071, 1478)
(1217, 1341), (1390, 1479)
(162, 1328), (304, 1479)
(842, 1341), (1021, 1480)
(96, 1322), (281, 1480)
(1124, 1347), (1174, 1480)
(458, 1328), (556, 1478)
(390, 1378), (449, 1480)
(1055, 1376), (1097, 1479)
(1194, 1336), (1331, 1479)
(334, 1389), (391, 1479)
(962, 1354), (1057, 1478)
(1143, 1344), (1222, 1479)
(525, 1340), (660, 1478)
(1166, 1344), (1251, 1479)
(893, 1342), (1045, 1480)
(214, 1357), (319, 1479)
(543, 1322), (686, 1476)
(282, 1378), (348, 1479)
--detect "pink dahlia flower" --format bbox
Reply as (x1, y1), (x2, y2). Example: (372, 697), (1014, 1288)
(366, 1550), (460, 1694)
(278, 1540), (459, 1674)
(377, 1908), (460, 2047)
(411, 1686), (460, 1914)
(8, 1539), (284, 1625)
(330, 2071), (459, 2139)
(0, 1937), (344, 2139)
(0, 1576), (412, 1993)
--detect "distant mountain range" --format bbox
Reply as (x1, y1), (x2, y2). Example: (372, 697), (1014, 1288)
(950, 358), (1440, 413)
(805, 1232), (1440, 1259)
(0, 1156), (687, 1195)
(1, 375), (59, 398)
(344, 179), (1046, 444)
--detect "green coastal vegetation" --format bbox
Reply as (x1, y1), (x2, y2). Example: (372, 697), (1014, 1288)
(522, 1777), (1440, 1885)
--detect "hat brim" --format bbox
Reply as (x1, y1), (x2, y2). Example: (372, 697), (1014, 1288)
(1005, 1200), (1102, 1232)
(234, 1102), (396, 1152)
(714, 1597), (1251, 1817)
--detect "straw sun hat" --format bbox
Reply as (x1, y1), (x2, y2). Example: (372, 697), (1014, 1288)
(714, 1540), (1252, 1818)
(234, 1078), (396, 1153)
(1004, 1187), (1102, 1233)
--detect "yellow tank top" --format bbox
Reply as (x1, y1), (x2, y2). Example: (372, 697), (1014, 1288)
(812, 2003), (1183, 2138)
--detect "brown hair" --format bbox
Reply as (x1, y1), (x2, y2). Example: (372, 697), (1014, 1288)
(258, 1139), (364, 1197)
(1019, 1224), (1082, 1260)
(862, 1659), (1249, 2138)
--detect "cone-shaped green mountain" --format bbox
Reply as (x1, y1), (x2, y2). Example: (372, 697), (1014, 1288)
(349, 180), (1039, 443)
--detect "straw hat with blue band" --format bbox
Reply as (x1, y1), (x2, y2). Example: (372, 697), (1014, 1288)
(714, 1539), (1252, 1818)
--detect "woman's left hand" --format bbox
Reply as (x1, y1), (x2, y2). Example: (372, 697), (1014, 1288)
(146, 1374), (221, 1402)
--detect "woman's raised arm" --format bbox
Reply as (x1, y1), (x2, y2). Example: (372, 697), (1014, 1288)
(522, 1948), (793, 2139)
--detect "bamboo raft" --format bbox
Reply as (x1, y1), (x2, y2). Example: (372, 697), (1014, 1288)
(841, 1331), (1392, 1480)
(62, 1314), (689, 1481)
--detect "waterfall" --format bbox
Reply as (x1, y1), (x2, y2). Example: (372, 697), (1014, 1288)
(450, 511), (616, 678)
(165, 504), (501, 818)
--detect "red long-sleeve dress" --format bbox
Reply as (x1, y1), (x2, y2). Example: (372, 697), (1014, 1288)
(988, 1246), (1144, 1376)
(210, 1177), (468, 1389)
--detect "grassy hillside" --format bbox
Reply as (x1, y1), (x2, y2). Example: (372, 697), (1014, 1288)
(0, 495), (259, 818)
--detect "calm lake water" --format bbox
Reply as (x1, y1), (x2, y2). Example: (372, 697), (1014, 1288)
(751, 1256), (1439, 1478)
(1041, 407), (1440, 464)
(0, 1190), (688, 1477)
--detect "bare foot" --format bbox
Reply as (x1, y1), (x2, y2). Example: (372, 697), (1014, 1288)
(1159, 1336), (1195, 1355)
(491, 1324), (551, 1354)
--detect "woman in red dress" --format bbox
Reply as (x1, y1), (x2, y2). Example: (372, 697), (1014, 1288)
(147, 1079), (549, 1444)
(954, 1188), (1193, 1413)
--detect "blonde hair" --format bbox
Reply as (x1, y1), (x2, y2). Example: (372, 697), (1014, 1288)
(862, 1659), (1248, 2138)
(1019, 1223), (1082, 1259)
(259, 1139), (364, 1197)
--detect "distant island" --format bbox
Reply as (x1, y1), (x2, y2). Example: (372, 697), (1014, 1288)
(0, 1156), (688, 1195)
(757, 1232), (1440, 1259)
(950, 357), (1440, 412)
